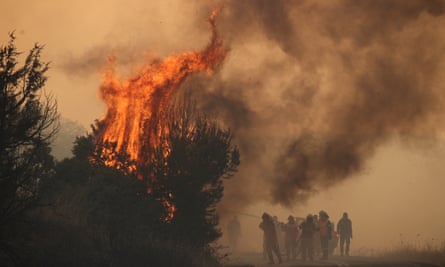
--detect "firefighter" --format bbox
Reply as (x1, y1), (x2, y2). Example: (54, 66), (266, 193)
(259, 212), (282, 264)
(283, 215), (299, 261)
(312, 214), (321, 256)
(227, 215), (241, 252)
(299, 214), (316, 261)
(272, 215), (284, 253)
(337, 212), (353, 256)
(318, 210), (333, 260)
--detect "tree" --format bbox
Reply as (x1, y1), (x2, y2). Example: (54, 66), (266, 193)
(147, 103), (240, 248)
(33, 135), (206, 267)
(0, 33), (58, 262)
(26, 101), (238, 266)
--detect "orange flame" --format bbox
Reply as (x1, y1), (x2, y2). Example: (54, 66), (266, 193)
(94, 8), (227, 221)
(96, 7), (226, 168)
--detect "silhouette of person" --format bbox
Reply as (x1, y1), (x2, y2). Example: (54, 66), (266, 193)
(272, 215), (284, 253)
(337, 212), (353, 256)
(312, 214), (321, 256)
(318, 210), (333, 260)
(259, 212), (282, 264)
(283, 215), (299, 261)
(299, 214), (316, 261)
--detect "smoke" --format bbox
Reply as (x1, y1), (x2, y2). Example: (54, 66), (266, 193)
(6, 0), (445, 251)
(53, 0), (445, 211)
(179, 0), (445, 209)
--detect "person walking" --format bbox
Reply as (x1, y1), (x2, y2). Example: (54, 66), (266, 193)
(299, 214), (316, 261)
(318, 210), (333, 260)
(259, 212), (282, 264)
(337, 212), (353, 256)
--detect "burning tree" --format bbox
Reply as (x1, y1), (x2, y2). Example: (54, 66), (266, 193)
(95, 7), (227, 170)
(33, 113), (238, 266)
(33, 135), (166, 266)
(89, 7), (238, 249)
(146, 103), (240, 247)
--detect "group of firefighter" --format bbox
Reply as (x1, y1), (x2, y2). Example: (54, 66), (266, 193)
(260, 211), (353, 264)
(227, 210), (353, 264)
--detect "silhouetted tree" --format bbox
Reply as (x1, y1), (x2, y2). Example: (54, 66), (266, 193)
(0, 33), (58, 264)
(147, 103), (240, 248)
(33, 135), (220, 267)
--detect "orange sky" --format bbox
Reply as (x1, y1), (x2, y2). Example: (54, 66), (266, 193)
(3, 0), (445, 253)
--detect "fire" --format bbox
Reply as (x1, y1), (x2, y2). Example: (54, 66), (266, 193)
(96, 7), (226, 168)
(93, 8), (227, 221)
(162, 193), (176, 222)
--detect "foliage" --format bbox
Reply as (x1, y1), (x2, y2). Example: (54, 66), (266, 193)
(29, 135), (225, 266)
(0, 33), (239, 267)
(147, 103), (240, 248)
(0, 33), (58, 264)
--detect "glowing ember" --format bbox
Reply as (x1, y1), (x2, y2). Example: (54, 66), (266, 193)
(162, 193), (176, 222)
(93, 8), (227, 221)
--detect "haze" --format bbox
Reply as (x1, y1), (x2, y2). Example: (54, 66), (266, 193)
(3, 0), (445, 254)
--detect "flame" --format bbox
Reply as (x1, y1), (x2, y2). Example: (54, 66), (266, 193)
(96, 7), (226, 168)
(94, 8), (227, 221)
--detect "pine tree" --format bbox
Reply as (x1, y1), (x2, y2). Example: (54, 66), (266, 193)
(0, 33), (59, 262)
(148, 103), (240, 247)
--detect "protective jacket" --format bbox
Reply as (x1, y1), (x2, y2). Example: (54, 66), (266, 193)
(319, 219), (332, 238)
(337, 217), (352, 238)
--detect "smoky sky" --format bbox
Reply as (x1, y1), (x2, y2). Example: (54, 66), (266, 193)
(184, 0), (445, 209)
(55, 0), (445, 210)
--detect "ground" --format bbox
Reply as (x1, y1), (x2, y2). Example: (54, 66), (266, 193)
(224, 252), (441, 267)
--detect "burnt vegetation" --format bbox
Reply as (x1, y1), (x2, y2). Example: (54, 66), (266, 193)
(0, 35), (239, 266)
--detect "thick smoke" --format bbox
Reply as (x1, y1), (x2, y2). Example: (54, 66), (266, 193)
(56, 0), (445, 211)
(182, 0), (445, 209)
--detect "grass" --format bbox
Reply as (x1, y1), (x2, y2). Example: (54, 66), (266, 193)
(378, 241), (445, 267)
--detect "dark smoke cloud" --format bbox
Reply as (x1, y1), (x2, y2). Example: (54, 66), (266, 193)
(58, 0), (445, 211)
(184, 0), (445, 209)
